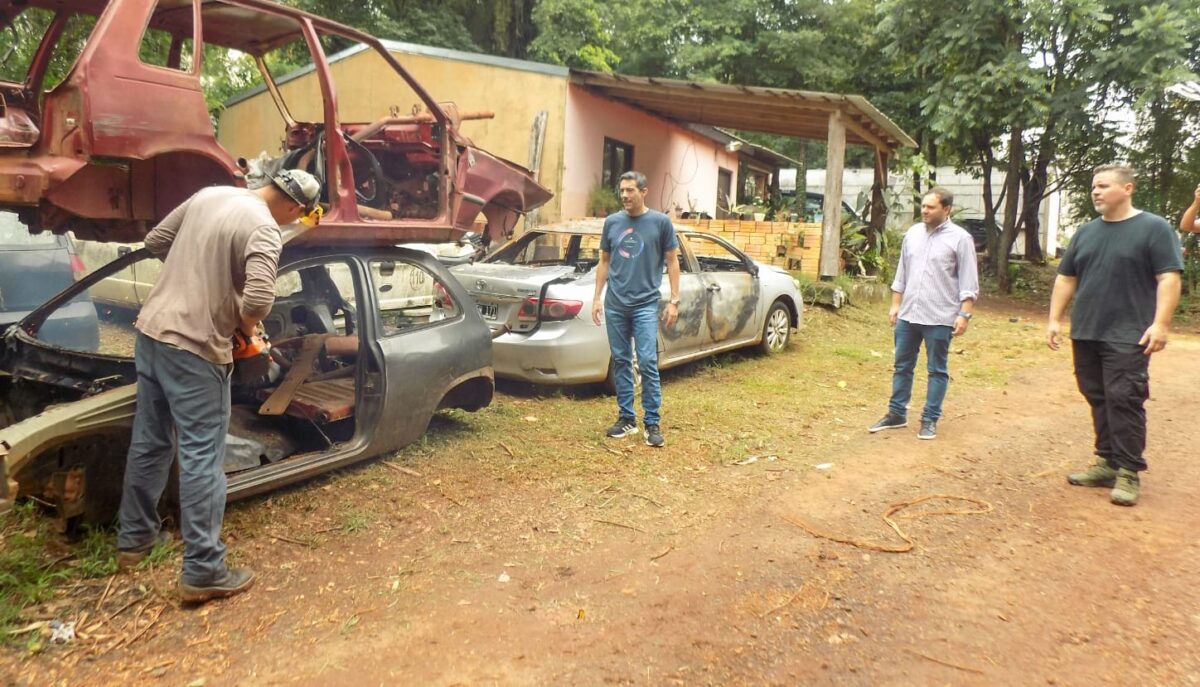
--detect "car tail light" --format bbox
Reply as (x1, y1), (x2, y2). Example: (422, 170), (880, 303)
(433, 280), (454, 309)
(69, 254), (87, 281)
(517, 297), (583, 322)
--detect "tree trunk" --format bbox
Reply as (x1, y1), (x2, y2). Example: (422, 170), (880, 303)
(978, 145), (1000, 273)
(998, 129), (1024, 293)
(1020, 164), (1045, 263)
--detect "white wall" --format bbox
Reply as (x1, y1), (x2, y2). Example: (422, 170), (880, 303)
(806, 167), (1075, 256)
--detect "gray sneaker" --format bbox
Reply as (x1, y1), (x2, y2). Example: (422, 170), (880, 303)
(179, 567), (255, 604)
(644, 424), (664, 447)
(868, 413), (907, 433)
(918, 419), (937, 440)
(606, 417), (638, 439)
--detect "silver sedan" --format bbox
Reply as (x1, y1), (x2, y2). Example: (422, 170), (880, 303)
(450, 219), (803, 389)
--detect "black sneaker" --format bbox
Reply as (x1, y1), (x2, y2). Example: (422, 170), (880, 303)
(918, 419), (937, 440)
(868, 413), (907, 433)
(179, 567), (255, 604)
(606, 417), (638, 439)
(644, 424), (664, 447)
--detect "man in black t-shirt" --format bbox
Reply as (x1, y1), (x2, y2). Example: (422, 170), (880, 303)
(1047, 165), (1183, 507)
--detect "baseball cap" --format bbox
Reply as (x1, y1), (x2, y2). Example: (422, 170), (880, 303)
(270, 169), (322, 213)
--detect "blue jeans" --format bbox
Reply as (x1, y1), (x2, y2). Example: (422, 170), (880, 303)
(605, 299), (663, 426)
(888, 319), (952, 422)
(118, 333), (232, 585)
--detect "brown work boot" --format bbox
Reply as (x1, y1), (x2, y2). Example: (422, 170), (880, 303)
(1067, 458), (1117, 488)
(1110, 468), (1140, 507)
(179, 567), (255, 604)
(116, 530), (173, 572)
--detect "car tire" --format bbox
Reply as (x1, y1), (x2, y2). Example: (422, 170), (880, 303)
(756, 300), (791, 355)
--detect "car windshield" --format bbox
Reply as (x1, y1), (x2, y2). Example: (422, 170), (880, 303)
(0, 212), (59, 248)
(489, 232), (603, 266)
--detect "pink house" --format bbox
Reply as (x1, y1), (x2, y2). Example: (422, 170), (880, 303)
(223, 39), (912, 275)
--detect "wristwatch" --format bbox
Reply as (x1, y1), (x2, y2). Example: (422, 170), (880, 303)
(957, 310), (973, 320)
(669, 297), (681, 306)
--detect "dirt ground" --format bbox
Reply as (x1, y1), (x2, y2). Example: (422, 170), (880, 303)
(4, 295), (1199, 686)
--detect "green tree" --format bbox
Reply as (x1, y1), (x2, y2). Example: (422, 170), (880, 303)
(527, 0), (618, 72)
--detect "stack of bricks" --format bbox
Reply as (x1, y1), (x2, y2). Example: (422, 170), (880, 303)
(674, 219), (823, 278)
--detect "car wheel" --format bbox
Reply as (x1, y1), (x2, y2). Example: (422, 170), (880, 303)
(756, 300), (791, 355)
(602, 350), (641, 395)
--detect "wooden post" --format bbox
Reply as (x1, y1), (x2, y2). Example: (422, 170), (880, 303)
(819, 110), (846, 279)
(870, 147), (889, 234)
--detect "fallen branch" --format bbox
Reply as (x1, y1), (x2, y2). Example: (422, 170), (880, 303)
(268, 533), (314, 547)
(439, 490), (464, 508)
(499, 442), (517, 458)
(631, 493), (664, 508)
(904, 648), (985, 675)
(650, 545), (674, 561)
(95, 576), (116, 613)
(758, 589), (804, 618)
(593, 518), (645, 533)
(382, 462), (422, 478)
(143, 659), (176, 674)
(123, 604), (165, 648)
(782, 494), (994, 554)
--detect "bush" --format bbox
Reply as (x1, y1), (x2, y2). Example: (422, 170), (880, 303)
(587, 183), (620, 217)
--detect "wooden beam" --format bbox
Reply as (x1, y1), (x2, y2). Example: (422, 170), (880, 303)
(870, 148), (890, 234)
(842, 114), (890, 152)
(819, 110), (846, 279)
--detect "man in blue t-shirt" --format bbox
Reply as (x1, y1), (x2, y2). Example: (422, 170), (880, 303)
(591, 171), (681, 447)
(1047, 164), (1184, 507)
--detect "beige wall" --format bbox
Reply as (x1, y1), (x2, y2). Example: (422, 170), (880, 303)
(217, 46), (569, 221)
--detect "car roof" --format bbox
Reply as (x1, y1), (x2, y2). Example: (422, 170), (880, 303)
(10, 0), (376, 55)
(526, 219), (607, 236)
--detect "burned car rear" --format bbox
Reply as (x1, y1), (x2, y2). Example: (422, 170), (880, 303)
(0, 240), (493, 528)
(0, 0), (550, 246)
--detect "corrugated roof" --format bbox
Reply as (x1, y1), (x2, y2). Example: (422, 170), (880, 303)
(570, 70), (916, 151)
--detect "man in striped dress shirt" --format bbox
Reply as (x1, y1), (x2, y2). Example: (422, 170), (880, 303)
(869, 187), (979, 440)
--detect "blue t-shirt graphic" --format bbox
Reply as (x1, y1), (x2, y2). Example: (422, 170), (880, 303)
(600, 209), (678, 308)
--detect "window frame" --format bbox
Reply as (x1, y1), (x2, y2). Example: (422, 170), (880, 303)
(602, 137), (634, 191)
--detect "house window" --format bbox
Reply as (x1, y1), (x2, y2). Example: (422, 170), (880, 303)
(602, 138), (634, 190)
(717, 168), (733, 213)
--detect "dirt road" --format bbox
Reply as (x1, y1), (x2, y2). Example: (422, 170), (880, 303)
(6, 298), (1199, 686)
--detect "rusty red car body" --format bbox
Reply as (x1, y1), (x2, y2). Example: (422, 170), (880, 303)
(0, 0), (551, 245)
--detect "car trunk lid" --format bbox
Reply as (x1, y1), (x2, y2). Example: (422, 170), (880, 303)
(451, 263), (580, 332)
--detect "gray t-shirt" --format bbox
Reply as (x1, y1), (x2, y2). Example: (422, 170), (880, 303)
(600, 209), (678, 308)
(1057, 211), (1183, 344)
(136, 187), (282, 365)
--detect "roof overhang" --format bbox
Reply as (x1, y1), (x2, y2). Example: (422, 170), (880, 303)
(570, 70), (916, 152)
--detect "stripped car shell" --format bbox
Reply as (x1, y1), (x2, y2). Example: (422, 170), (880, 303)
(449, 219), (803, 389)
(0, 228), (494, 527)
(0, 0), (551, 246)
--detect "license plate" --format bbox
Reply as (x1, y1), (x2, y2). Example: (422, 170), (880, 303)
(476, 303), (498, 320)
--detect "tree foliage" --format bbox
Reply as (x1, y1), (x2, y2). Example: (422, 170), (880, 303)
(4, 0), (1199, 288)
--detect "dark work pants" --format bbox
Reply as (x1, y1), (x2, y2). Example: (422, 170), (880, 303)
(117, 333), (232, 584)
(1071, 339), (1150, 472)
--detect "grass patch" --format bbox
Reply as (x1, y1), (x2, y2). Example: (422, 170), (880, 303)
(0, 504), (72, 641)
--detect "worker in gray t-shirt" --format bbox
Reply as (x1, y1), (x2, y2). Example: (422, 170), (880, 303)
(116, 170), (321, 603)
(1048, 164), (1183, 508)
